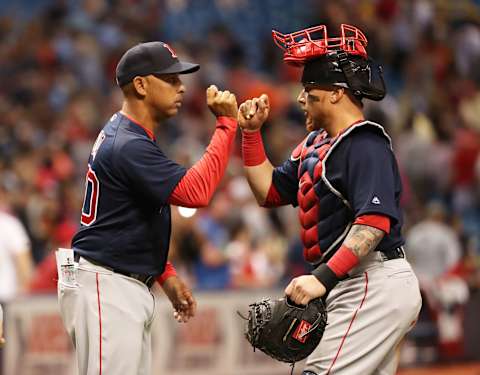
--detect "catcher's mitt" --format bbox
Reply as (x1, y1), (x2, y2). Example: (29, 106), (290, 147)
(239, 297), (327, 364)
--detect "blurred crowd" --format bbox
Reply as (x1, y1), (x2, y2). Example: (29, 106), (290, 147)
(1, 0), (480, 363)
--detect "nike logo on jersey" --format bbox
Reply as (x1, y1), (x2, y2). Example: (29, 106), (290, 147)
(371, 196), (381, 205)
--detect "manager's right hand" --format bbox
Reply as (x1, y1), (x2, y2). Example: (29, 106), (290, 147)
(207, 85), (238, 119)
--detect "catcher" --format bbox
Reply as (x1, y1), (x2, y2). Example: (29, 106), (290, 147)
(239, 24), (422, 375)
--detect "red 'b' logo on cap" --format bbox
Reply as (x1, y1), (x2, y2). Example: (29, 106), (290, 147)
(292, 320), (312, 343)
(163, 43), (177, 58)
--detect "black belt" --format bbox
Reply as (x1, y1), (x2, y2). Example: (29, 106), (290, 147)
(74, 253), (155, 288)
(379, 246), (405, 261)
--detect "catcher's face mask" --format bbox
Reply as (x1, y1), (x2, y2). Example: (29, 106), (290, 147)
(272, 24), (386, 101)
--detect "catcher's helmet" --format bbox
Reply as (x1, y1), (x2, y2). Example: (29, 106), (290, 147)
(272, 24), (386, 101)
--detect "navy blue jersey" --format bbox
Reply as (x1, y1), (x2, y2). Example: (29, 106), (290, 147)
(273, 124), (404, 253)
(272, 157), (300, 207)
(72, 112), (186, 275)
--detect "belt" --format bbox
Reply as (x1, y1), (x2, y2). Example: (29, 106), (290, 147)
(379, 246), (405, 261)
(74, 253), (155, 288)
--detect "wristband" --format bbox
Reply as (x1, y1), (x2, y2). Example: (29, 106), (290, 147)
(327, 245), (360, 278)
(242, 130), (267, 166)
(311, 263), (340, 293)
(354, 214), (390, 234)
(156, 262), (177, 285)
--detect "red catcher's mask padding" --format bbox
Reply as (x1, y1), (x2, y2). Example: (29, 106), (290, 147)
(272, 24), (368, 66)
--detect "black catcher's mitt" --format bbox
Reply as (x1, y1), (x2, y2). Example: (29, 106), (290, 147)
(239, 297), (327, 364)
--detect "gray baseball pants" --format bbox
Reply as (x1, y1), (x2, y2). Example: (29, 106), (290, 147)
(57, 257), (156, 375)
(303, 252), (422, 375)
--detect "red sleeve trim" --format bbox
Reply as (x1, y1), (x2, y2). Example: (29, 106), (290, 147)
(326, 245), (360, 278)
(216, 116), (237, 129)
(354, 214), (390, 234)
(262, 183), (285, 207)
(167, 116), (237, 207)
(242, 130), (267, 167)
(156, 262), (177, 285)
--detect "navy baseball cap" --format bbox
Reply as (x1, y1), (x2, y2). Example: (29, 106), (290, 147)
(115, 41), (200, 87)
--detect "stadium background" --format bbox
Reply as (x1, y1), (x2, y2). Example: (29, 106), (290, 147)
(0, 0), (480, 374)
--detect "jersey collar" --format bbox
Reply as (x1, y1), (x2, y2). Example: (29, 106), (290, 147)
(330, 119), (365, 143)
(120, 111), (156, 141)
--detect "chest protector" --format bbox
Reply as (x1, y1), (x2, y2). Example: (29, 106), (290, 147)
(296, 121), (392, 264)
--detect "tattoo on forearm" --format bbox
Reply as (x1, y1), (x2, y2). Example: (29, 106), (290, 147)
(344, 224), (385, 259)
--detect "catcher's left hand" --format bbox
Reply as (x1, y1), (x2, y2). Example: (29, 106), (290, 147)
(285, 275), (326, 305)
(239, 296), (327, 364)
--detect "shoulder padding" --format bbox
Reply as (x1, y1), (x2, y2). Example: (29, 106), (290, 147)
(290, 129), (329, 161)
(336, 121), (392, 149)
(290, 132), (314, 161)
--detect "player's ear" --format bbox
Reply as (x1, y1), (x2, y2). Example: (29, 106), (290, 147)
(132, 76), (147, 97)
(330, 87), (344, 104)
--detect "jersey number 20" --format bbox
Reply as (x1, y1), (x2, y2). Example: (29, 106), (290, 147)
(81, 165), (100, 226)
